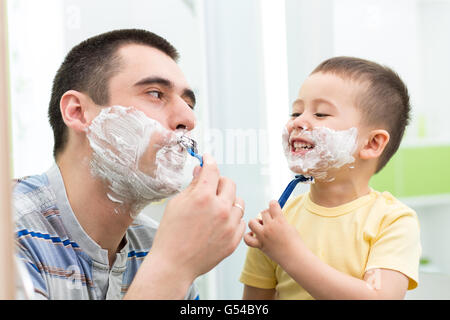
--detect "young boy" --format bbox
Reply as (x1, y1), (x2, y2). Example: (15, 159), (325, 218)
(240, 56), (421, 300)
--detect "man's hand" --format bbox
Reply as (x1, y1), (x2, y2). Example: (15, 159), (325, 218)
(125, 154), (246, 299)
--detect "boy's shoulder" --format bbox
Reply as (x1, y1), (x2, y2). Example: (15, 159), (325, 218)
(283, 189), (417, 220)
(369, 189), (418, 227)
(371, 189), (416, 215)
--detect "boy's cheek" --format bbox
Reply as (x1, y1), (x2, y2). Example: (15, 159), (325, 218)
(285, 120), (294, 133)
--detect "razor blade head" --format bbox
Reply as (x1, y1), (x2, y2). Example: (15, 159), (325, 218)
(178, 135), (198, 154)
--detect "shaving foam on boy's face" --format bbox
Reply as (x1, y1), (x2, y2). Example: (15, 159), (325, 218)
(86, 105), (187, 217)
(282, 126), (358, 181)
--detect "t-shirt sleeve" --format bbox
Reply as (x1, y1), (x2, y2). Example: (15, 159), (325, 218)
(365, 210), (421, 290)
(239, 246), (278, 289)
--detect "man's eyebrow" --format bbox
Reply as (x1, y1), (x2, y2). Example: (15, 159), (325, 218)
(133, 76), (173, 88)
(134, 76), (196, 109)
(182, 89), (196, 109)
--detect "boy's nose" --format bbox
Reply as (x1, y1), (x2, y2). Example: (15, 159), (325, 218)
(292, 113), (312, 131)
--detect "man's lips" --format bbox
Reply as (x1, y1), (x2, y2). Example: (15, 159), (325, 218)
(289, 136), (315, 155)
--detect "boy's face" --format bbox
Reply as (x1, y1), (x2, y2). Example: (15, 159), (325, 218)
(287, 72), (362, 135)
(285, 72), (367, 180)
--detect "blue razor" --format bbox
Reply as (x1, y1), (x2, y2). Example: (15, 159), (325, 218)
(278, 175), (313, 208)
(178, 136), (203, 167)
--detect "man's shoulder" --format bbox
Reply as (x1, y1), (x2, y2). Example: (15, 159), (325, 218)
(12, 173), (57, 222)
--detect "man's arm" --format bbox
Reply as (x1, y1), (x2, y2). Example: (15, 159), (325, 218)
(125, 154), (246, 299)
(245, 201), (409, 300)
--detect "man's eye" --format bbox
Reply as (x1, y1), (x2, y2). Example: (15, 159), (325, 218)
(147, 90), (163, 99)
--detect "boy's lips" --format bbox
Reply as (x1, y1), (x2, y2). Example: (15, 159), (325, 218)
(289, 136), (315, 156)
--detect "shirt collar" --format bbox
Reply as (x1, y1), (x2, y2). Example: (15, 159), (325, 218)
(46, 163), (129, 268)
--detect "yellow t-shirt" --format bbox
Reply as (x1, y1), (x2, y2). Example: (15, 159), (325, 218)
(239, 190), (421, 300)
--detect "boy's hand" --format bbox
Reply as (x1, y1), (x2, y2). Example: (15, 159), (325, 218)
(244, 200), (302, 264)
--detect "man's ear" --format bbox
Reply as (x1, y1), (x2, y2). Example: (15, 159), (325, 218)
(60, 90), (93, 133)
(359, 129), (390, 160)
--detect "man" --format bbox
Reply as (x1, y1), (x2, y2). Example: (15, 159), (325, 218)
(14, 29), (246, 299)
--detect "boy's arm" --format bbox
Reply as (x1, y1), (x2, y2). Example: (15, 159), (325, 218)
(242, 285), (276, 300)
(245, 201), (409, 300)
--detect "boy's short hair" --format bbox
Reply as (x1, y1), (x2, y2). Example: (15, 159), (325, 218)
(49, 29), (179, 159)
(311, 56), (411, 173)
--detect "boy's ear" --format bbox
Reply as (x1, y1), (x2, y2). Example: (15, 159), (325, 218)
(60, 90), (95, 133)
(359, 129), (390, 160)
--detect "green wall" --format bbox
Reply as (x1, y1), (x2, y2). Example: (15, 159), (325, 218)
(370, 146), (450, 197)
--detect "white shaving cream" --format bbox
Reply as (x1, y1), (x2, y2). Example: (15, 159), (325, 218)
(282, 126), (358, 181)
(86, 106), (187, 217)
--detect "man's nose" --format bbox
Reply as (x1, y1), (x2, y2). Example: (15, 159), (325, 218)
(168, 96), (196, 131)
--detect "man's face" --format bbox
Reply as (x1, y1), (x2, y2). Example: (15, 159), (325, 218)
(107, 44), (196, 132)
(92, 44), (196, 176)
(84, 44), (197, 211)
(284, 72), (366, 180)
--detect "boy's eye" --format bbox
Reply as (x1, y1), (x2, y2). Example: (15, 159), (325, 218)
(290, 112), (301, 118)
(315, 113), (329, 118)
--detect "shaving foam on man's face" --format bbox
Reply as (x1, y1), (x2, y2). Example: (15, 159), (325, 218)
(86, 105), (187, 216)
(282, 126), (358, 181)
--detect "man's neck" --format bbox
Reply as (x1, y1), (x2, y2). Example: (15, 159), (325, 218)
(57, 151), (134, 267)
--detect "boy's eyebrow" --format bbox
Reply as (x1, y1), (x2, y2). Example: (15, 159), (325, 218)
(292, 98), (338, 110)
(312, 98), (338, 109)
(292, 99), (304, 107)
(134, 76), (196, 109)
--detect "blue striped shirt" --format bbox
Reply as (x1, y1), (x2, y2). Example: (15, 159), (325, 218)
(14, 164), (199, 300)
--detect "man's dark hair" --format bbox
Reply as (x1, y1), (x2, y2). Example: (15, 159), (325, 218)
(48, 29), (179, 158)
(311, 56), (411, 173)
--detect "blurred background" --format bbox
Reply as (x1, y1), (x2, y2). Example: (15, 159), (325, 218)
(4, 0), (450, 299)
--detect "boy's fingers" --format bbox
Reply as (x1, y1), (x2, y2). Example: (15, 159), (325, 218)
(244, 232), (261, 248)
(268, 200), (283, 219)
(248, 218), (264, 235)
(261, 209), (271, 225)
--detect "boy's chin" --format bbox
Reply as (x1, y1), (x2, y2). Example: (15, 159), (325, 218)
(289, 166), (311, 177)
(288, 166), (334, 182)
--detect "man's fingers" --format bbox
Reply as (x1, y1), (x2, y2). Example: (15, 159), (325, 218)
(231, 197), (245, 223)
(189, 153), (220, 193)
(232, 219), (246, 247)
(217, 176), (236, 203)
